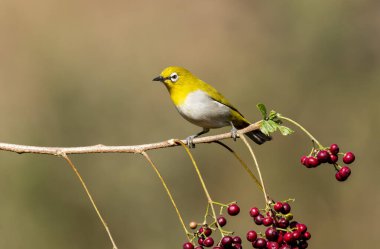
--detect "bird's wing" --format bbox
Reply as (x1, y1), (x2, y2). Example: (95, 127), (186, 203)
(211, 95), (245, 117)
(199, 80), (245, 118)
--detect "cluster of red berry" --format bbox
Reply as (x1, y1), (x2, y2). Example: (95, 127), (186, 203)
(183, 203), (243, 249)
(300, 144), (355, 181)
(183, 201), (310, 249)
(248, 201), (310, 249)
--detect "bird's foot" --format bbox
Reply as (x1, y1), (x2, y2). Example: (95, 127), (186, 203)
(185, 135), (196, 148)
(231, 126), (238, 141)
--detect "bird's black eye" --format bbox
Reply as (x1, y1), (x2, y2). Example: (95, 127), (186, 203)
(170, 72), (179, 82)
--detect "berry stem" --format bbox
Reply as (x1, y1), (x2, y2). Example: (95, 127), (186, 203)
(239, 135), (270, 205)
(308, 146), (315, 156)
(175, 140), (224, 237)
(203, 203), (211, 224)
(213, 141), (264, 193)
(279, 115), (323, 149)
(333, 163), (341, 171)
(142, 152), (190, 240)
(211, 201), (229, 207)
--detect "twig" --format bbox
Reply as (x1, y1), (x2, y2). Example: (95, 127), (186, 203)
(0, 122), (260, 155)
(239, 135), (270, 205)
(61, 153), (118, 249)
(141, 151), (190, 240)
(175, 140), (224, 237)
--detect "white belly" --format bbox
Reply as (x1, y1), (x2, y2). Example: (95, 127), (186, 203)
(176, 90), (231, 129)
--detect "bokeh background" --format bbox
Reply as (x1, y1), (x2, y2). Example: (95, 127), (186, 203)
(0, 0), (379, 248)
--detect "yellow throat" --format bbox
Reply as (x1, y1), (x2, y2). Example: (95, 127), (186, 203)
(156, 66), (202, 106)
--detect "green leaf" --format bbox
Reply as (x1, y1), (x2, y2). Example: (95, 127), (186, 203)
(266, 120), (279, 133)
(278, 125), (294, 136)
(256, 103), (267, 119)
(268, 110), (278, 120)
(269, 110), (282, 124)
(260, 121), (271, 136)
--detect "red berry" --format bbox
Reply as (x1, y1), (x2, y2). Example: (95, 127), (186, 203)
(329, 154), (338, 164)
(329, 144), (339, 155)
(343, 152), (355, 164)
(183, 242), (194, 249)
(279, 245), (291, 249)
(233, 244), (242, 249)
(289, 221), (298, 228)
(267, 241), (280, 249)
(292, 230), (302, 240)
(303, 231), (311, 240)
(254, 214), (264, 225)
(221, 236), (233, 246)
(300, 156), (308, 166)
(299, 240), (309, 249)
(338, 166), (351, 180)
(317, 150), (329, 163)
(335, 171), (344, 181)
(233, 236), (242, 244)
(227, 204), (240, 216)
(274, 202), (283, 212)
(277, 217), (289, 228)
(253, 238), (267, 248)
(283, 232), (293, 243)
(199, 227), (212, 237)
(306, 157), (319, 168)
(281, 203), (291, 214)
(263, 216), (274, 226)
(202, 237), (214, 247)
(246, 230), (258, 242)
(296, 223), (307, 233)
(194, 247), (203, 249)
(198, 237), (204, 245)
(265, 227), (279, 241)
(217, 216), (227, 227)
(277, 232), (283, 244)
(250, 207), (260, 217)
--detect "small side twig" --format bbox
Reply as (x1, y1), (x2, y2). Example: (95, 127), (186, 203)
(61, 153), (118, 249)
(141, 151), (190, 240)
(174, 140), (224, 237)
(239, 135), (270, 205)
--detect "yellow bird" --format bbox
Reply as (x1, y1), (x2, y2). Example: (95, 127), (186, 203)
(153, 66), (271, 147)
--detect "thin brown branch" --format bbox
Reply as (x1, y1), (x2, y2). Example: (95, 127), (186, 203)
(141, 151), (190, 240)
(239, 135), (269, 205)
(0, 122), (261, 155)
(61, 154), (118, 249)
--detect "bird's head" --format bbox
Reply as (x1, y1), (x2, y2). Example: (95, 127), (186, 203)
(153, 66), (194, 90)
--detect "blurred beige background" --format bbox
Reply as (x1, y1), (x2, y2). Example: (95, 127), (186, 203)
(0, 0), (379, 248)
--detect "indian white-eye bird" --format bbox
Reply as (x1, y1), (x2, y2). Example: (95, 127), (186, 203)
(153, 66), (271, 147)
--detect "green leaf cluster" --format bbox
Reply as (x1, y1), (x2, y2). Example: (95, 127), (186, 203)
(256, 103), (294, 136)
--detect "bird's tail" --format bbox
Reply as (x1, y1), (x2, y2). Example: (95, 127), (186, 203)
(245, 130), (272, 145)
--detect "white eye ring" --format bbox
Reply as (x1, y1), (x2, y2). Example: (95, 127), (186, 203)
(170, 72), (179, 82)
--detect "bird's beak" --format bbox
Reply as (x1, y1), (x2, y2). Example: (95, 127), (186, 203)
(153, 76), (164, 82)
